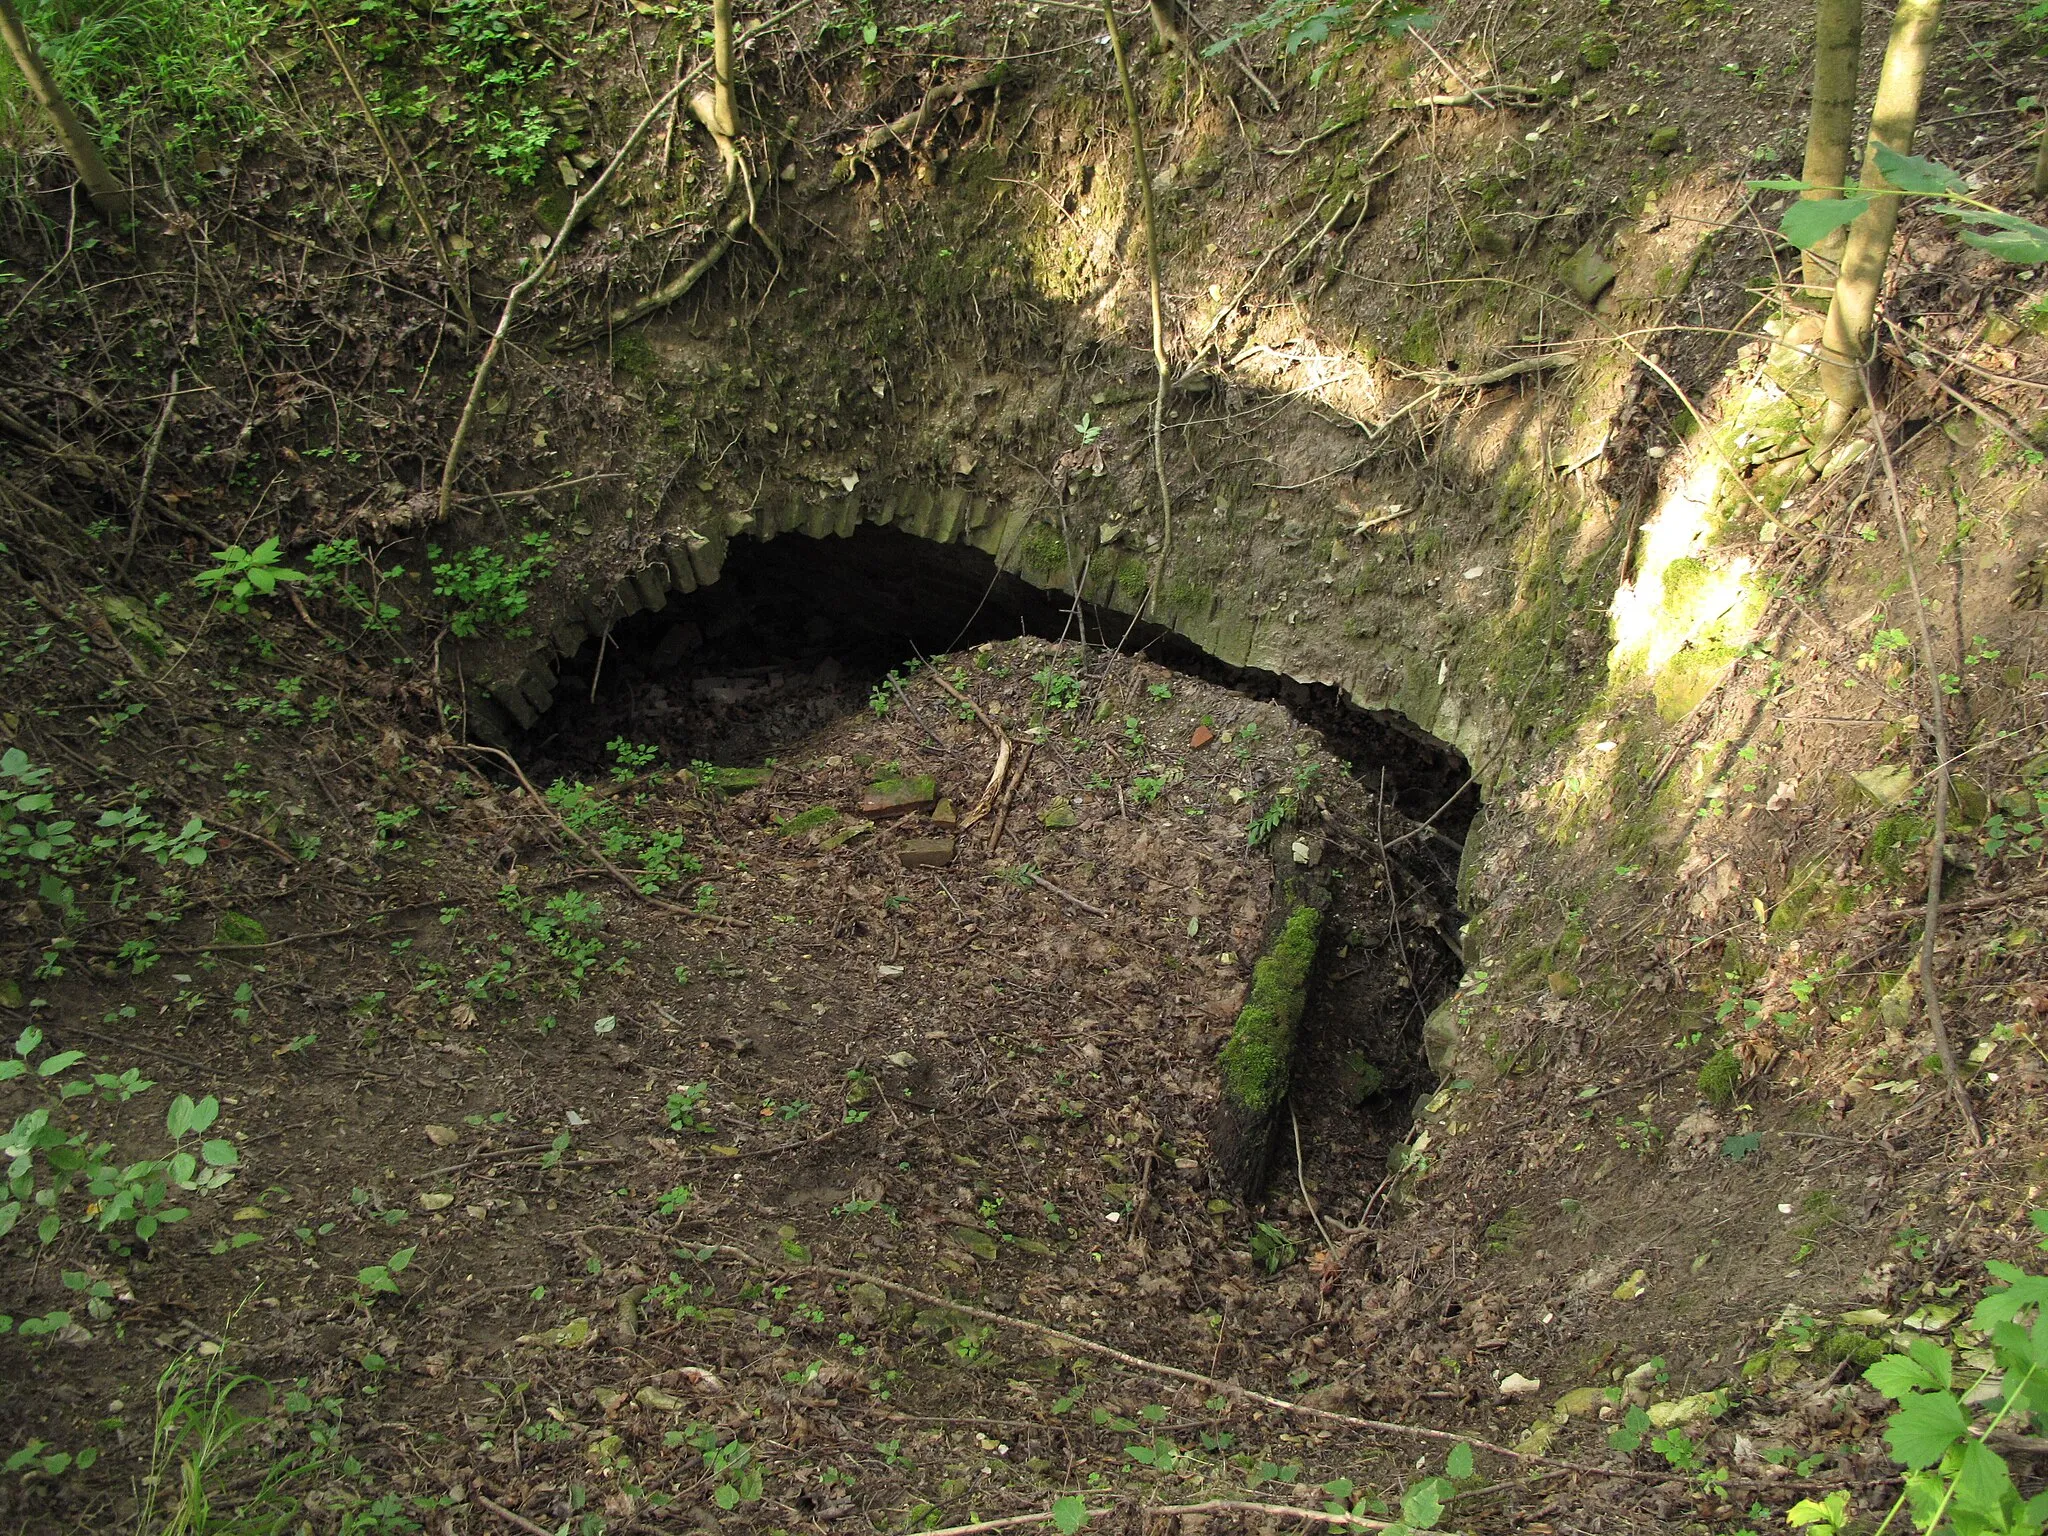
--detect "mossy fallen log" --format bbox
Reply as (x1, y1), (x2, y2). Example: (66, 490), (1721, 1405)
(1213, 902), (1322, 1197)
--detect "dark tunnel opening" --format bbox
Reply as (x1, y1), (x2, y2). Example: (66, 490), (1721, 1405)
(515, 524), (1480, 844)
(505, 525), (1475, 1166)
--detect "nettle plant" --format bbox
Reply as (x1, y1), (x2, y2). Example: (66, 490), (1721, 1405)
(1757, 147), (2048, 264)
(1802, 1210), (2048, 1536)
(0, 748), (212, 926)
(2, 1027), (239, 1250)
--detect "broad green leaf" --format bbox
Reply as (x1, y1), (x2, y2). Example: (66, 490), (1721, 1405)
(1779, 195), (1870, 250)
(1977, 1266), (2048, 1329)
(1884, 1389), (1969, 1470)
(1446, 1442), (1474, 1480)
(1400, 1478), (1447, 1530)
(1953, 1438), (2016, 1519)
(1959, 227), (2048, 265)
(1867, 1348), (1945, 1400)
(1905, 1336), (1955, 1387)
(1608, 1403), (1653, 1451)
(200, 1139), (239, 1168)
(0, 1062), (23, 1082)
(37, 1051), (83, 1077)
(13, 1026), (40, 1057)
(1788, 1491), (1850, 1530)
(1051, 1494), (1090, 1535)
(166, 1094), (196, 1140)
(388, 1245), (417, 1273)
(1873, 145), (1968, 196)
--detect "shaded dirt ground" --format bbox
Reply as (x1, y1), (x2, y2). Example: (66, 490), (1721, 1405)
(3, 636), (1469, 1532)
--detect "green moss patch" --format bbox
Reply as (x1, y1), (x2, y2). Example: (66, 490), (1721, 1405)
(1218, 905), (1322, 1116)
(777, 804), (840, 838)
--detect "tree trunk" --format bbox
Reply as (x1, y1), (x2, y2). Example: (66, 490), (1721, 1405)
(1817, 0), (1942, 426)
(1798, 0), (1863, 296)
(711, 0), (736, 139)
(0, 0), (130, 222)
(2033, 120), (2048, 201)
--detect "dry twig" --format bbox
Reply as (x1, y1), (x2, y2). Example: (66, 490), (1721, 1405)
(1866, 382), (1982, 1145)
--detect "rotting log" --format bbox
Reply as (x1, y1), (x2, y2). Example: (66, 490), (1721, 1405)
(1212, 897), (1323, 1198)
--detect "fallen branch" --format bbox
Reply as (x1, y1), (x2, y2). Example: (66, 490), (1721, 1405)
(1394, 82), (1549, 109)
(928, 669), (1013, 829)
(1407, 351), (1577, 389)
(1027, 869), (1108, 919)
(985, 741), (1032, 853)
(915, 1502), (1390, 1536)
(1867, 381), (1982, 1146)
(475, 1493), (555, 1536)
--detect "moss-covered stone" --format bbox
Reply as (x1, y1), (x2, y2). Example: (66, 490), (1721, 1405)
(777, 804), (840, 837)
(214, 912), (269, 947)
(1218, 905), (1322, 1115)
(1020, 523), (1069, 576)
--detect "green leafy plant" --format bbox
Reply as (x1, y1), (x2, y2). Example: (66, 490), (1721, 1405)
(1249, 1221), (1296, 1273)
(192, 539), (307, 615)
(1246, 796), (1289, 847)
(665, 1423), (763, 1509)
(1852, 1211), (2048, 1535)
(11, 0), (274, 160)
(1755, 146), (2048, 263)
(499, 885), (608, 982)
(356, 1245), (418, 1300)
(607, 737), (660, 779)
(545, 777), (702, 891)
(1204, 0), (1435, 82)
(429, 534), (553, 637)
(3, 1032), (239, 1249)
(665, 1083), (716, 1134)
(1032, 665), (1083, 713)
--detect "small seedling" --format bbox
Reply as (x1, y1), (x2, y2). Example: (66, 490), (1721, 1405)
(356, 1245), (417, 1300)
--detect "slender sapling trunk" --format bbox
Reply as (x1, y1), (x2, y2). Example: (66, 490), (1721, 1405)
(0, 0), (130, 221)
(1798, 0), (1864, 295)
(1817, 0), (1942, 426)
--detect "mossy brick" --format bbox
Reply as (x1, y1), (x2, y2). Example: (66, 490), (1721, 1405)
(777, 805), (841, 838)
(630, 565), (669, 612)
(703, 765), (774, 791)
(860, 776), (938, 815)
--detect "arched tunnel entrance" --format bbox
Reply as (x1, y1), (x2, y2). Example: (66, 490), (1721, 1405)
(506, 524), (1475, 1193)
